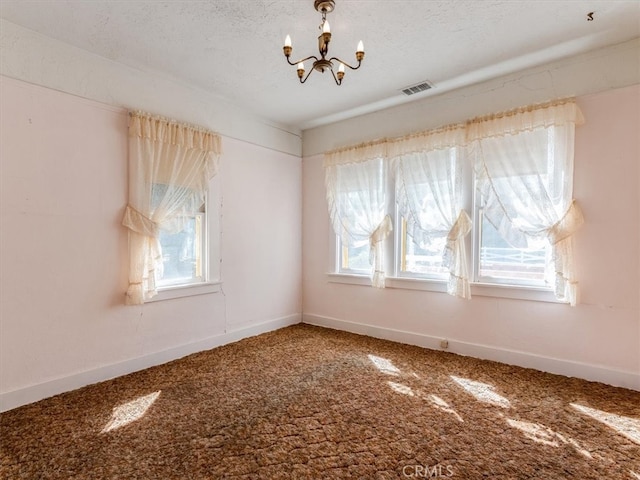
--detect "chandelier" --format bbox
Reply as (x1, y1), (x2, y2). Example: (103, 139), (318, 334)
(282, 0), (364, 85)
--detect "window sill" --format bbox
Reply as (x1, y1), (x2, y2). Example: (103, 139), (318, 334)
(327, 273), (372, 286)
(470, 282), (562, 303)
(146, 281), (222, 303)
(327, 273), (564, 303)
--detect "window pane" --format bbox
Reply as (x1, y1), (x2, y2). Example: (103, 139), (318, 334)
(401, 219), (448, 277)
(157, 215), (204, 287)
(479, 213), (548, 284)
(341, 240), (370, 272)
(334, 157), (386, 275)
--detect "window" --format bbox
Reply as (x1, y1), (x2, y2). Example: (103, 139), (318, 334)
(470, 116), (582, 304)
(151, 184), (208, 289)
(326, 100), (584, 304)
(395, 146), (464, 284)
(336, 165), (387, 274)
(328, 155), (391, 286)
(122, 112), (221, 305)
(472, 127), (556, 287)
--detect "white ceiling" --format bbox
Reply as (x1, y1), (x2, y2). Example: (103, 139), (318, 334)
(1, 1), (639, 130)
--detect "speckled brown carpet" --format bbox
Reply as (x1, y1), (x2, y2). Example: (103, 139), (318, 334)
(1, 324), (639, 479)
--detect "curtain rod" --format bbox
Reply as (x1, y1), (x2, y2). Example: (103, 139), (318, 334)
(128, 110), (219, 136)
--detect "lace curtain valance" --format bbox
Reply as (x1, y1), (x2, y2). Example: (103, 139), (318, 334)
(324, 125), (467, 167)
(465, 99), (585, 141)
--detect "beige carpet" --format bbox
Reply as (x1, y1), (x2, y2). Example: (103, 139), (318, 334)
(1, 324), (639, 479)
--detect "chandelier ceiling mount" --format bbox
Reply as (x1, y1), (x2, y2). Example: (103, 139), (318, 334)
(283, 0), (364, 85)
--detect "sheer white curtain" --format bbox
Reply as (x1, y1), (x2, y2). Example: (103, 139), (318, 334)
(392, 126), (471, 298)
(325, 142), (391, 287)
(467, 100), (584, 305)
(122, 112), (221, 305)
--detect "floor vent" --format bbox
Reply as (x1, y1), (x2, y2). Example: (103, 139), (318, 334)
(401, 80), (434, 96)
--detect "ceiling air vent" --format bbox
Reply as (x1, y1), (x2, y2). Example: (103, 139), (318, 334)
(401, 80), (434, 96)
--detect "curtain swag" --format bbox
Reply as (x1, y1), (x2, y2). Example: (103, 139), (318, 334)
(546, 200), (584, 246)
(444, 210), (473, 299)
(122, 111), (222, 305)
(369, 215), (393, 288)
(324, 98), (584, 303)
(122, 204), (159, 238)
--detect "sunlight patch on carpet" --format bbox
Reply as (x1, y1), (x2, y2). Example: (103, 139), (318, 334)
(101, 391), (161, 433)
(428, 395), (464, 422)
(368, 354), (400, 375)
(571, 403), (640, 445)
(506, 418), (592, 458)
(507, 418), (560, 447)
(387, 381), (414, 396)
(630, 470), (640, 479)
(450, 376), (511, 408)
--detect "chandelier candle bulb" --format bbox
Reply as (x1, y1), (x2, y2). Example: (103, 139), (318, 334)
(297, 62), (305, 78)
(321, 19), (331, 48)
(356, 40), (365, 61)
(283, 35), (292, 56)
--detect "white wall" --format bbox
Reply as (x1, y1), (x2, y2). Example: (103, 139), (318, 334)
(303, 39), (640, 157)
(302, 78), (640, 389)
(220, 136), (302, 330)
(0, 75), (302, 411)
(0, 19), (301, 157)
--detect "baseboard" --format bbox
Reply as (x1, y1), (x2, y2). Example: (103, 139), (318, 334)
(0, 313), (301, 412)
(303, 313), (640, 392)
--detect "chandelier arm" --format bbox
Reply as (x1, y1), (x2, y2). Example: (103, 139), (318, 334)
(299, 68), (316, 84)
(328, 57), (362, 71)
(286, 55), (319, 66)
(329, 67), (343, 86)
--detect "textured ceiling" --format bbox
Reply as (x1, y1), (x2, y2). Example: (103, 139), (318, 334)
(1, 0), (639, 130)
